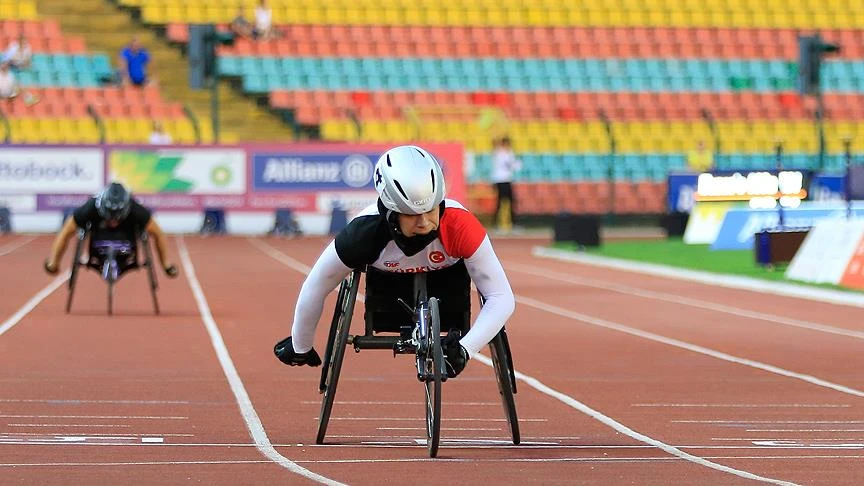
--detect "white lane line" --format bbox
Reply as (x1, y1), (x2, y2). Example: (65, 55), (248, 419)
(532, 246), (864, 308)
(1, 433), (193, 437)
(247, 238), (312, 273)
(252, 239), (799, 486)
(518, 295), (864, 399)
(0, 272), (69, 338)
(376, 427), (501, 432)
(0, 455), (862, 467)
(299, 400), (499, 406)
(178, 237), (344, 486)
(0, 399), (195, 405)
(510, 263), (864, 341)
(678, 420), (864, 424)
(0, 236), (36, 257)
(746, 429), (864, 433)
(471, 355), (801, 485)
(635, 403), (851, 408)
(8, 424), (131, 428)
(324, 417), (546, 422)
(0, 415), (188, 420)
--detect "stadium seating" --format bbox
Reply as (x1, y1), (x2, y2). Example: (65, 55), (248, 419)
(12, 1), (864, 214)
(0, 14), (211, 145)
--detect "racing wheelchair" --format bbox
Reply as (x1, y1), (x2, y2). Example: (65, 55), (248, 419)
(65, 223), (160, 316)
(314, 262), (520, 458)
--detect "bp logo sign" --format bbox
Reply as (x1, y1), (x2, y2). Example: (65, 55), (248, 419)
(211, 165), (233, 186)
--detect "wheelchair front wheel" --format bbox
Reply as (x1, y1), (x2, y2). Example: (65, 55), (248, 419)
(65, 230), (87, 314)
(490, 330), (520, 445)
(316, 271), (359, 445)
(424, 297), (444, 458)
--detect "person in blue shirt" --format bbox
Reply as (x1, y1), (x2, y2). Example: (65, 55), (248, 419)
(119, 37), (152, 87)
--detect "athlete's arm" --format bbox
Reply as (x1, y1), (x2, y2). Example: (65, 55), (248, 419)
(460, 236), (515, 358)
(145, 219), (177, 277)
(290, 241), (353, 353)
(44, 216), (78, 273)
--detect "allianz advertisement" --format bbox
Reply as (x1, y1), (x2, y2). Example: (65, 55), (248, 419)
(252, 152), (377, 191)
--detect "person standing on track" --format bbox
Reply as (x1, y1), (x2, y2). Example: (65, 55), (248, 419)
(274, 144), (516, 378)
(491, 136), (521, 233)
(43, 182), (179, 279)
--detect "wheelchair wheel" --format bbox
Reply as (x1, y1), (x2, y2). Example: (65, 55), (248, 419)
(142, 234), (160, 315)
(316, 270), (359, 445)
(490, 329), (520, 445)
(424, 297), (444, 458)
(65, 229), (86, 314)
(318, 272), (354, 394)
(107, 279), (114, 316)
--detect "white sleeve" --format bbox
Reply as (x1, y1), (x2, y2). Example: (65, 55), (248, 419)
(460, 236), (515, 358)
(290, 241), (353, 353)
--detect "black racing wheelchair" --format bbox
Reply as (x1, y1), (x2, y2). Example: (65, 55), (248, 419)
(65, 223), (160, 316)
(315, 262), (519, 458)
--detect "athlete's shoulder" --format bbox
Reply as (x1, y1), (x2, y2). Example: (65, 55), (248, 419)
(439, 199), (487, 258)
(71, 197), (98, 227)
(334, 204), (391, 268)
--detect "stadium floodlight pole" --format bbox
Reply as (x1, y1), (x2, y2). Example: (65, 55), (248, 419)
(775, 139), (785, 228)
(700, 108), (720, 160)
(598, 109), (616, 222)
(210, 74), (219, 144)
(844, 136), (853, 221)
(0, 106), (11, 143)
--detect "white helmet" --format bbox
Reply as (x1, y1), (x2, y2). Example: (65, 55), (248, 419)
(373, 145), (446, 215)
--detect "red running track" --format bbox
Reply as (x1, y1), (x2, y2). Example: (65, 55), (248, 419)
(0, 235), (862, 485)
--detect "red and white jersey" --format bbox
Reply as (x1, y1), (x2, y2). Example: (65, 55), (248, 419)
(340, 199), (487, 274)
(288, 199), (515, 359)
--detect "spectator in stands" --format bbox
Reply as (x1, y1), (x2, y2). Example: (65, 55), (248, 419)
(491, 136), (522, 233)
(0, 62), (18, 102)
(230, 7), (255, 39)
(148, 121), (172, 145)
(254, 0), (275, 39)
(2, 35), (33, 71)
(119, 37), (154, 87)
(687, 139), (714, 172)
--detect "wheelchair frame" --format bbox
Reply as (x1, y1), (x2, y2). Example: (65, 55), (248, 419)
(65, 224), (160, 316)
(315, 267), (520, 457)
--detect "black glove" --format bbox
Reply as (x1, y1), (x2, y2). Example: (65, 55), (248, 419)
(164, 264), (179, 278)
(274, 336), (322, 367)
(442, 329), (469, 378)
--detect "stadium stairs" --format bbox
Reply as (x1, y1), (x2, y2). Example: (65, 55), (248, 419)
(35, 0), (295, 143)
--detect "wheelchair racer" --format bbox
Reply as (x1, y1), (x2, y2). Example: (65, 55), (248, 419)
(275, 145), (516, 377)
(44, 182), (179, 279)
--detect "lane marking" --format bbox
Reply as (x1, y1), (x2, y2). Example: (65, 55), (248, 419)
(178, 237), (344, 486)
(510, 263), (864, 341)
(1, 433), (192, 437)
(0, 272), (69, 338)
(0, 236), (36, 257)
(0, 399), (197, 405)
(324, 417), (546, 422)
(678, 420), (864, 424)
(746, 429), (864, 433)
(532, 246), (864, 308)
(0, 415), (188, 420)
(299, 400), (498, 406)
(635, 403), (851, 408)
(7, 424), (131, 428)
(376, 427), (501, 432)
(517, 295), (864, 398)
(0, 455), (862, 467)
(253, 238), (799, 486)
